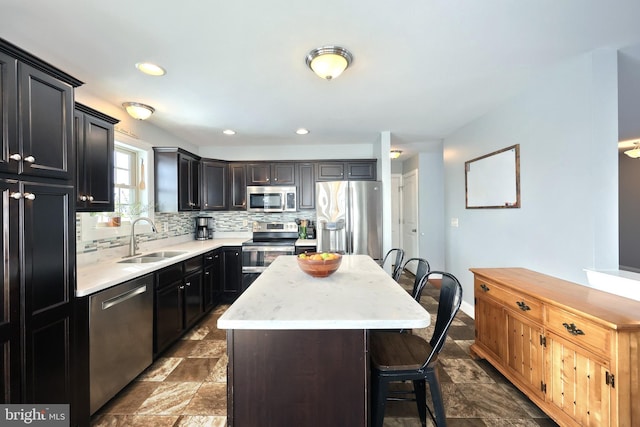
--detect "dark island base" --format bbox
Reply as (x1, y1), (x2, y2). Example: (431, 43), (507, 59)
(227, 329), (368, 427)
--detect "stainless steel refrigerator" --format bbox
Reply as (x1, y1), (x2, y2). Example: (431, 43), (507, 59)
(316, 181), (382, 259)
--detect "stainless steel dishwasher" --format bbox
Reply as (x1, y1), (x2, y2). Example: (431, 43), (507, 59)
(89, 274), (154, 414)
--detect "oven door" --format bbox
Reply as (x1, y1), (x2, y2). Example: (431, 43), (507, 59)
(242, 245), (295, 271)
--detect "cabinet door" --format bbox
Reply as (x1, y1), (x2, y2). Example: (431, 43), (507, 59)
(76, 111), (114, 211)
(229, 163), (246, 210)
(178, 154), (201, 211)
(546, 333), (612, 427)
(224, 248), (242, 296)
(202, 161), (227, 210)
(474, 294), (506, 363)
(346, 161), (376, 180)
(0, 52), (18, 175)
(155, 280), (183, 355)
(18, 63), (74, 180)
(204, 249), (224, 309)
(272, 163), (295, 185)
(1, 179), (20, 402)
(316, 162), (345, 181)
(297, 162), (315, 210)
(505, 311), (544, 400)
(21, 181), (75, 404)
(183, 270), (204, 329)
(247, 163), (271, 185)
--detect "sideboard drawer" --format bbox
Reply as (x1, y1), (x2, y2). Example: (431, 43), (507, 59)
(475, 278), (543, 322)
(546, 305), (612, 358)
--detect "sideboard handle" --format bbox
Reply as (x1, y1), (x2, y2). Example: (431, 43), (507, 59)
(516, 301), (531, 311)
(480, 284), (490, 292)
(562, 322), (585, 336)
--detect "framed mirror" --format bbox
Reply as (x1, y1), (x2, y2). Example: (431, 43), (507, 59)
(465, 144), (520, 209)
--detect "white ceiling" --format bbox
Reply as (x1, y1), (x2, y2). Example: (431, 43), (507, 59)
(3, 1), (640, 154)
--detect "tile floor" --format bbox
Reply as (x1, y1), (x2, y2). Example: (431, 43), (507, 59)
(90, 273), (559, 427)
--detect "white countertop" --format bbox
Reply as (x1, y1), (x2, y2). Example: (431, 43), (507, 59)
(76, 238), (246, 297)
(217, 254), (431, 330)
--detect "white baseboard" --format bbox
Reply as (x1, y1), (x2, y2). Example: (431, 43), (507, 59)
(460, 300), (474, 320)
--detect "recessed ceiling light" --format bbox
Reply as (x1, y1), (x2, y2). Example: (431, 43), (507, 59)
(223, 129), (236, 135)
(296, 128), (310, 135)
(135, 62), (166, 76)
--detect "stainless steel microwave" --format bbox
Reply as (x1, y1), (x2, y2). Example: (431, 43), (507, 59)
(247, 186), (297, 212)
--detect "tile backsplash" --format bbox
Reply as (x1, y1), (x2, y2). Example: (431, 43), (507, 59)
(76, 210), (316, 254)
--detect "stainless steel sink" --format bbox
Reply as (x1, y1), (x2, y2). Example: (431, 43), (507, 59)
(117, 251), (188, 264)
(144, 251), (188, 258)
(118, 257), (164, 264)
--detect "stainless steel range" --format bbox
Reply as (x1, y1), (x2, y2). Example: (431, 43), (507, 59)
(241, 221), (298, 290)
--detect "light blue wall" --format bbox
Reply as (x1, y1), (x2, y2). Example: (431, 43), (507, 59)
(443, 50), (619, 307)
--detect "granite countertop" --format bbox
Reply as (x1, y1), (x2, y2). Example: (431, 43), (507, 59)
(217, 254), (430, 330)
(76, 238), (247, 297)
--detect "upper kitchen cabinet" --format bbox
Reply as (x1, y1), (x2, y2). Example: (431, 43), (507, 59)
(202, 160), (227, 211)
(0, 40), (82, 180)
(154, 147), (201, 212)
(316, 160), (377, 181)
(297, 162), (315, 210)
(246, 162), (295, 185)
(228, 163), (247, 210)
(75, 103), (119, 212)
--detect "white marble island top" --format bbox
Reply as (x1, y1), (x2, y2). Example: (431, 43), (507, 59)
(217, 254), (430, 330)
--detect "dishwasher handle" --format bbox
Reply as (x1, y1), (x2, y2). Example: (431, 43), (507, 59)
(101, 285), (147, 310)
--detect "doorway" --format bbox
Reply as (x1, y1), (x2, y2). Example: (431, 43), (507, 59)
(402, 170), (419, 274)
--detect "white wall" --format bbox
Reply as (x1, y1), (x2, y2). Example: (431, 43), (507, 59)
(443, 50), (619, 307)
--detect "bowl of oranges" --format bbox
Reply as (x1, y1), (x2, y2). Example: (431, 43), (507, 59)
(297, 252), (342, 278)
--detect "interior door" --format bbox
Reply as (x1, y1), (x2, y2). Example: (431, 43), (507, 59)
(391, 174), (402, 249)
(402, 170), (419, 274)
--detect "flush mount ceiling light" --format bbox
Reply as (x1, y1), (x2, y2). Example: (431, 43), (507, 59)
(122, 102), (155, 120)
(223, 129), (236, 135)
(135, 62), (166, 76)
(624, 142), (640, 158)
(390, 150), (402, 159)
(305, 46), (353, 80)
(296, 128), (310, 135)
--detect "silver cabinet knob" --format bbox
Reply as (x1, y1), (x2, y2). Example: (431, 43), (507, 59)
(23, 155), (35, 163)
(9, 153), (21, 161)
(9, 192), (35, 200)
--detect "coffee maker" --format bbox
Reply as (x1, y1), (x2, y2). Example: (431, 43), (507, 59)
(195, 216), (212, 240)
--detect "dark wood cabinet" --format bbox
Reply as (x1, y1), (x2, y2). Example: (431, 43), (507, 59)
(297, 162), (315, 210)
(154, 256), (205, 355)
(154, 148), (202, 212)
(202, 160), (227, 210)
(295, 245), (317, 255)
(223, 247), (242, 299)
(203, 249), (224, 310)
(75, 103), (118, 212)
(317, 160), (376, 181)
(228, 163), (247, 210)
(247, 162), (295, 185)
(0, 39), (81, 423)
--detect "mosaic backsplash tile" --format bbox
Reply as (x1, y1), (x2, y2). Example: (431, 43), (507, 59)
(76, 210), (316, 254)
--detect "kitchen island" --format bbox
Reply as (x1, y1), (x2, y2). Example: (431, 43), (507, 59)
(218, 254), (430, 427)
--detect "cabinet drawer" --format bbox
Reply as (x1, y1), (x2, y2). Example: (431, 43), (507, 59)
(475, 278), (543, 322)
(156, 264), (183, 287)
(184, 255), (203, 274)
(545, 306), (612, 358)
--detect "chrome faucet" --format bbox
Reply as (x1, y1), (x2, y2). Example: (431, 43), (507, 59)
(127, 217), (158, 257)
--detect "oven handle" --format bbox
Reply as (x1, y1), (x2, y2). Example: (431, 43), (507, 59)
(243, 266), (267, 273)
(242, 246), (295, 252)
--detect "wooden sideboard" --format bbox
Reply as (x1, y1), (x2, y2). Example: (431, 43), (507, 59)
(470, 268), (640, 427)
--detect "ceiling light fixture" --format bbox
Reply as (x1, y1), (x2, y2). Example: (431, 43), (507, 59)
(135, 62), (166, 76)
(390, 150), (402, 159)
(305, 46), (353, 80)
(122, 102), (155, 120)
(223, 129), (236, 135)
(624, 142), (640, 158)
(296, 128), (310, 135)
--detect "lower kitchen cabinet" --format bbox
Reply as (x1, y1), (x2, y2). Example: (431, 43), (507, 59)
(203, 249), (224, 310)
(470, 268), (640, 427)
(183, 256), (204, 330)
(223, 247), (242, 300)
